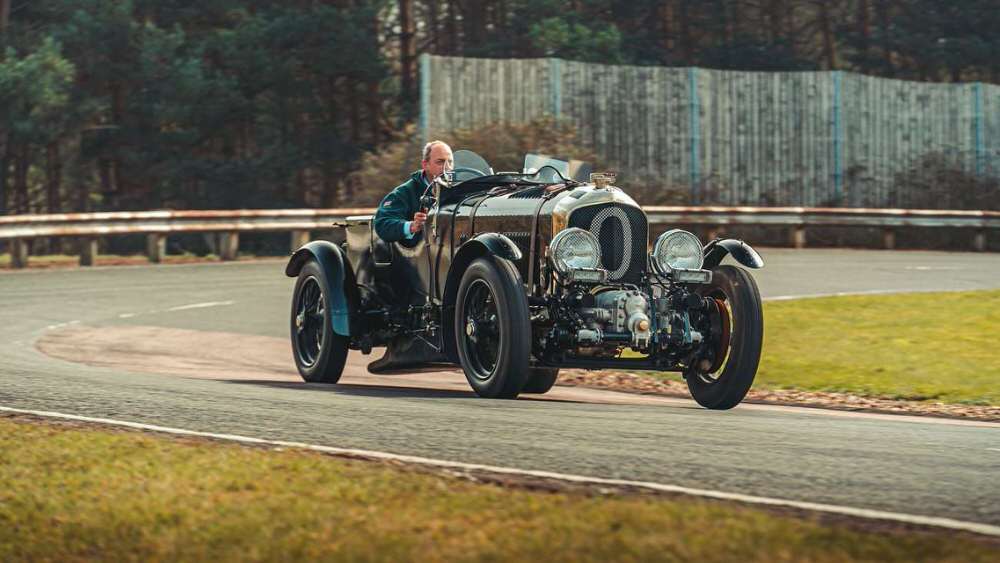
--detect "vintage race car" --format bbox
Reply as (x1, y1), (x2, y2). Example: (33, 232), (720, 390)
(284, 151), (764, 408)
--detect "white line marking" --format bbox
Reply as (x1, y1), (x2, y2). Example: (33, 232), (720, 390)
(43, 320), (81, 331)
(2, 405), (998, 537)
(988, 448), (1000, 453)
(766, 288), (936, 301)
(118, 313), (136, 319)
(165, 301), (235, 312)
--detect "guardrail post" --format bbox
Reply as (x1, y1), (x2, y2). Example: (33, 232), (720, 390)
(790, 226), (807, 249)
(146, 234), (166, 263)
(882, 228), (896, 250)
(10, 238), (29, 269)
(290, 230), (310, 252)
(79, 237), (98, 266)
(220, 232), (239, 261)
(974, 230), (986, 252)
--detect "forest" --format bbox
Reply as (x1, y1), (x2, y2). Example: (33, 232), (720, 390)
(1, 0), (997, 215)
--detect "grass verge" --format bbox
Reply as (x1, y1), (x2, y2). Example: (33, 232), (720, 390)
(0, 415), (996, 562)
(638, 290), (1000, 406)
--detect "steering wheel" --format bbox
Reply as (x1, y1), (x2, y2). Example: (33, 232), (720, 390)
(450, 167), (487, 179)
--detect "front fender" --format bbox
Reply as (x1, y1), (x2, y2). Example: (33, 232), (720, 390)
(703, 238), (764, 270)
(285, 241), (352, 336)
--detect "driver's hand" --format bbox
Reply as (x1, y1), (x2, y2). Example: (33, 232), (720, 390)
(410, 211), (428, 233)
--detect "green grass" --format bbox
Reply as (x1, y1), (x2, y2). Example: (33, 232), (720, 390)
(756, 290), (1000, 405)
(0, 417), (994, 562)
(635, 290), (1000, 406)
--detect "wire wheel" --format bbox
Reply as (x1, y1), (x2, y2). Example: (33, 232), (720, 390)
(454, 257), (531, 398)
(294, 276), (326, 368)
(461, 279), (501, 381)
(290, 260), (349, 383)
(686, 265), (763, 409)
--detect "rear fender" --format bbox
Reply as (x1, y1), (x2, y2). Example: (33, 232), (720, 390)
(703, 239), (764, 270)
(440, 233), (523, 362)
(286, 241), (355, 337)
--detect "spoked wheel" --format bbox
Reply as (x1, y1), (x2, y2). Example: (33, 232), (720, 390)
(685, 265), (763, 409)
(290, 261), (349, 383)
(455, 257), (531, 398)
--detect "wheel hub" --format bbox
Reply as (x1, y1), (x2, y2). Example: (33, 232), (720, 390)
(466, 319), (477, 337)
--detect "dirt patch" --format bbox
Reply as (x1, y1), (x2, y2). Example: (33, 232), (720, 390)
(557, 370), (1000, 423)
(36, 324), (1000, 422)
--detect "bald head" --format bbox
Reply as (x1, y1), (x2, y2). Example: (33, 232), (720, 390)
(421, 140), (454, 181)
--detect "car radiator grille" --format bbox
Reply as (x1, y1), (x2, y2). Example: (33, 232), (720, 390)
(567, 203), (648, 283)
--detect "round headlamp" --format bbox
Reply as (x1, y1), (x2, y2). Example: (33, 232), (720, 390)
(652, 229), (704, 274)
(549, 228), (601, 275)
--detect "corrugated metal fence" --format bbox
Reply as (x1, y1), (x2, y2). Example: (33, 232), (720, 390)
(420, 55), (1000, 207)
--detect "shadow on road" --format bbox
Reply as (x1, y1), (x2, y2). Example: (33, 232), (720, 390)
(220, 379), (590, 404)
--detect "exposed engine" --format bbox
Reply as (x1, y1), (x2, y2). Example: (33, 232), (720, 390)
(535, 285), (710, 361)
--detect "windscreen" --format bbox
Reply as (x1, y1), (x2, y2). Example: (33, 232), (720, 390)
(523, 153), (593, 182)
(451, 150), (493, 182)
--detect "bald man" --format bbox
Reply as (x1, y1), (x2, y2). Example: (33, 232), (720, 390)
(373, 140), (454, 243)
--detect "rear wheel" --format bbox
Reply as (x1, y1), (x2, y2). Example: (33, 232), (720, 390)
(685, 265), (763, 409)
(522, 368), (559, 394)
(291, 261), (349, 383)
(455, 257), (531, 398)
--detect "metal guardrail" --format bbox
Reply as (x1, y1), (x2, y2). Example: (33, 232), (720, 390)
(1, 206), (997, 268)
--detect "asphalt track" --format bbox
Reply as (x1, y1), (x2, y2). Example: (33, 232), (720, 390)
(1, 248), (999, 528)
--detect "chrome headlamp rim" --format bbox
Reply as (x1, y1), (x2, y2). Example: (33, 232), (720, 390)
(651, 229), (704, 275)
(549, 227), (602, 275)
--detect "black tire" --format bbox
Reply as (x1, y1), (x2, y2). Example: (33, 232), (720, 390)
(290, 260), (350, 383)
(686, 265), (763, 409)
(454, 257), (532, 398)
(522, 368), (560, 394)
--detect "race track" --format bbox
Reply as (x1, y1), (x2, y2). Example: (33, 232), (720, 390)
(2, 248), (999, 528)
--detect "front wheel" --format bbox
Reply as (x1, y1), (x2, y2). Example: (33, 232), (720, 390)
(455, 257), (532, 398)
(290, 260), (350, 383)
(686, 265), (763, 409)
(522, 367), (559, 394)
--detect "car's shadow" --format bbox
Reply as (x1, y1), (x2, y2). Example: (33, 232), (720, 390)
(221, 379), (588, 403)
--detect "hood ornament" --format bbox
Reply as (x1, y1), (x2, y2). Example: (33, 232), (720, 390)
(590, 172), (616, 189)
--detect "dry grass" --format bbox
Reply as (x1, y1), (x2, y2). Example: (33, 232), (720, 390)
(0, 416), (996, 562)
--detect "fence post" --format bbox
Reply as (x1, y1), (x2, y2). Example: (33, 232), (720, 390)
(290, 230), (310, 252)
(882, 228), (896, 250)
(832, 71), (843, 203)
(219, 232), (239, 261)
(973, 82), (984, 177)
(549, 58), (562, 118)
(419, 53), (430, 143)
(790, 226), (807, 249)
(146, 234), (166, 263)
(79, 237), (98, 266)
(10, 238), (28, 268)
(688, 67), (701, 204)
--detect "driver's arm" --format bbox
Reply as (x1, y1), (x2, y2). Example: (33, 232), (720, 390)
(373, 182), (419, 243)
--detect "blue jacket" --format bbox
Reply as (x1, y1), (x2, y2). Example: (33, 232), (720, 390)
(373, 170), (429, 243)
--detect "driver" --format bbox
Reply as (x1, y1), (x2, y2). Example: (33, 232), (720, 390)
(373, 140), (454, 242)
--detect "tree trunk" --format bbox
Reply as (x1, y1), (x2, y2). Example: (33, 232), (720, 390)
(46, 142), (62, 214)
(399, 0), (415, 110)
(446, 0), (458, 55)
(0, 135), (8, 215)
(14, 144), (29, 214)
(818, 1), (837, 70)
(876, 0), (894, 77)
(857, 0), (871, 72)
(661, 1), (675, 60)
(679, 0), (694, 64)
(427, 0), (440, 53)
